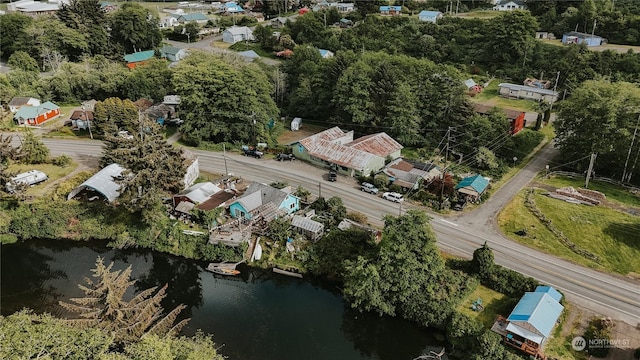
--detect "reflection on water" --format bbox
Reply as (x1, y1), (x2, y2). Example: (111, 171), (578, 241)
(1, 240), (443, 360)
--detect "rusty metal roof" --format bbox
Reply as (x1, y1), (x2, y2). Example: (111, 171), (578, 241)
(346, 133), (403, 157)
(299, 127), (402, 171)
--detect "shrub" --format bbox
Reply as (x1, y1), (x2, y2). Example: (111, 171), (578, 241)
(51, 154), (72, 167)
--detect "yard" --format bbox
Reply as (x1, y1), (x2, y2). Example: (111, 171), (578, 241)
(498, 188), (640, 277)
(6, 162), (78, 197)
(456, 285), (515, 329)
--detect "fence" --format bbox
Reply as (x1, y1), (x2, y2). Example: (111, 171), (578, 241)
(545, 171), (640, 193)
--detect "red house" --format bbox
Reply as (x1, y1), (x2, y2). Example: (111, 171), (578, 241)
(13, 101), (60, 125)
(473, 103), (525, 135)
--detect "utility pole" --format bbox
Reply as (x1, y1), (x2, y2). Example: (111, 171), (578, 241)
(318, 182), (322, 199)
(585, 153), (597, 188)
(622, 114), (640, 183)
(223, 143), (229, 176)
(440, 127), (451, 208)
(83, 104), (93, 140)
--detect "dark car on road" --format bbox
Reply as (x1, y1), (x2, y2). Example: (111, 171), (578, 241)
(244, 149), (264, 159)
(277, 153), (295, 161)
(328, 170), (337, 182)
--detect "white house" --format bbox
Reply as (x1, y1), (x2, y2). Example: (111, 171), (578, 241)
(336, 3), (355, 12)
(222, 26), (254, 44)
(493, 0), (525, 11)
(418, 10), (443, 23)
(8, 97), (40, 113)
(159, 16), (180, 28)
(160, 46), (187, 62)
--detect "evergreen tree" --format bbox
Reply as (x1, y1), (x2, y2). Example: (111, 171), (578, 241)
(59, 257), (189, 344)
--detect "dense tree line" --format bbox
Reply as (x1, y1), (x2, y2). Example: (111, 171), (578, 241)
(0, 1), (161, 63)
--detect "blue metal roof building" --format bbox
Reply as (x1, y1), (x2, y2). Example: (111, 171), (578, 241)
(506, 286), (564, 347)
(454, 174), (489, 199)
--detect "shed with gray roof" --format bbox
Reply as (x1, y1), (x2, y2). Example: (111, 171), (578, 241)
(67, 163), (125, 202)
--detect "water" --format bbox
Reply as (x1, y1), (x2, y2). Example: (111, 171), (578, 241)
(1, 240), (444, 360)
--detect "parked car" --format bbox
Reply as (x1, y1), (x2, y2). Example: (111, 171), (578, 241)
(382, 192), (404, 203)
(277, 153), (295, 161)
(453, 199), (467, 211)
(328, 170), (337, 182)
(244, 149), (264, 159)
(360, 182), (379, 194)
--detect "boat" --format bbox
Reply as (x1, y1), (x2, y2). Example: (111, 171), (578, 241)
(206, 263), (240, 276)
(272, 267), (303, 279)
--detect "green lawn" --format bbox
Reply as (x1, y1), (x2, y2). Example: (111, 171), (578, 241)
(452, 10), (500, 19)
(7, 162), (78, 197)
(498, 189), (640, 276)
(457, 285), (514, 328)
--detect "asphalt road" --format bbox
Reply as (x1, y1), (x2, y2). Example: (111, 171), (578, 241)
(39, 138), (640, 325)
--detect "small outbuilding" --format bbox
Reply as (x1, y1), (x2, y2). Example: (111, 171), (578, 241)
(418, 10), (443, 23)
(561, 31), (604, 47)
(160, 46), (187, 62)
(454, 174), (489, 201)
(290, 117), (302, 131)
(291, 215), (324, 241)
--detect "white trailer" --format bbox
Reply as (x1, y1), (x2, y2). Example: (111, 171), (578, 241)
(6, 170), (48, 192)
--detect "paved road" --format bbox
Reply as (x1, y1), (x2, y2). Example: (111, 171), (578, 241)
(38, 138), (640, 325)
(165, 37), (281, 66)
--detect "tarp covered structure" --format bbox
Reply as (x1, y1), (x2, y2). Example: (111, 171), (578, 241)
(67, 163), (125, 202)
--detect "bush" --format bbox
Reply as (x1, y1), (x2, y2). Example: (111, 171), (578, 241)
(345, 211), (368, 224)
(51, 154), (72, 167)
(584, 317), (613, 358)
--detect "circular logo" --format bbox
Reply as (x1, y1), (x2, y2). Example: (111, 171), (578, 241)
(572, 336), (587, 351)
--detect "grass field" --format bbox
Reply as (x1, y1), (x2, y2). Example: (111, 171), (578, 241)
(542, 175), (640, 208)
(498, 189), (640, 276)
(457, 285), (515, 328)
(7, 162), (78, 197)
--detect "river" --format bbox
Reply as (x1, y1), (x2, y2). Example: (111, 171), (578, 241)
(1, 240), (446, 360)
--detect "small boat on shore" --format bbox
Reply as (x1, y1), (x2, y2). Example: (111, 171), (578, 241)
(273, 267), (303, 279)
(206, 263), (240, 276)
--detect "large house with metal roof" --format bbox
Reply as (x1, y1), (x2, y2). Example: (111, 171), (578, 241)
(172, 12), (209, 24)
(229, 182), (300, 222)
(222, 26), (254, 44)
(418, 10), (443, 23)
(292, 127), (403, 177)
(492, 286), (564, 358)
(13, 101), (60, 125)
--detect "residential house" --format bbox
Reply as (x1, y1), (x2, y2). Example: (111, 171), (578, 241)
(493, 0), (525, 11)
(379, 5), (401, 15)
(124, 50), (155, 69)
(160, 46), (187, 62)
(173, 182), (223, 214)
(8, 97), (40, 113)
(454, 174), (490, 201)
(337, 3), (355, 12)
(172, 12), (209, 24)
(222, 26), (254, 44)
(291, 215), (324, 241)
(562, 31), (604, 46)
(14, 101), (60, 125)
(67, 163), (125, 202)
(160, 16), (180, 28)
(383, 158), (441, 190)
(473, 103), (525, 135)
(224, 2), (244, 13)
(498, 83), (558, 103)
(492, 286), (564, 359)
(144, 103), (175, 125)
(69, 109), (94, 130)
(292, 127), (403, 177)
(418, 10), (443, 23)
(319, 49), (334, 58)
(228, 182), (300, 222)
(270, 17), (289, 28)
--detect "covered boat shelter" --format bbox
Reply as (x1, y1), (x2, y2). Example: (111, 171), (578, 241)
(67, 163), (125, 202)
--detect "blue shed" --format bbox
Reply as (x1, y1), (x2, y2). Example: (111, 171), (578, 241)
(455, 174), (489, 200)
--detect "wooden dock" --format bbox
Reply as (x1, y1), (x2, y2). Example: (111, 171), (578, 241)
(272, 268), (303, 278)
